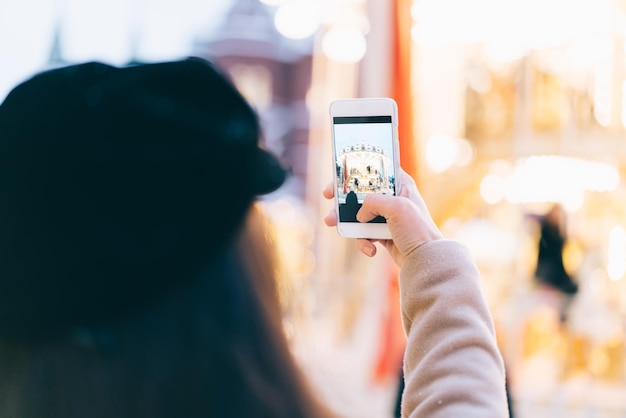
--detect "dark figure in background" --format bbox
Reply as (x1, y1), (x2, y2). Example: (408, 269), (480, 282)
(534, 204), (578, 294)
(534, 203), (578, 322)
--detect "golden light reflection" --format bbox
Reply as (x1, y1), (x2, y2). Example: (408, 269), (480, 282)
(425, 135), (475, 173)
(480, 155), (620, 209)
(480, 174), (505, 205)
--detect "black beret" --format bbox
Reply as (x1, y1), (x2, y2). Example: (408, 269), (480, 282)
(0, 57), (287, 341)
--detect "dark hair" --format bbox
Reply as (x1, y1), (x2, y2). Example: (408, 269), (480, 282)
(0, 58), (288, 340)
(0, 205), (332, 418)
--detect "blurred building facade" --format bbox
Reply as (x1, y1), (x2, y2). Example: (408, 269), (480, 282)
(197, 0), (313, 199)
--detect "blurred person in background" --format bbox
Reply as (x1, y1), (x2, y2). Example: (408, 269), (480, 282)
(532, 203), (578, 323)
(0, 57), (508, 417)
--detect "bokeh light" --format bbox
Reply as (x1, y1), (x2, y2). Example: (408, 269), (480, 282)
(321, 27), (367, 63)
(274, 0), (321, 40)
(425, 135), (458, 173)
(499, 155), (619, 208)
(425, 135), (475, 172)
(480, 174), (506, 205)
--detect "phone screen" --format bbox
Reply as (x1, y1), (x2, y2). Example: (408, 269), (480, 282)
(332, 116), (396, 223)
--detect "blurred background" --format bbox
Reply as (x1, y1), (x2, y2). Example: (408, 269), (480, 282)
(3, 0), (626, 416)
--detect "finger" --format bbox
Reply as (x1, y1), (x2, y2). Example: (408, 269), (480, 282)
(356, 238), (377, 257)
(356, 193), (410, 224)
(322, 181), (335, 200)
(324, 208), (337, 227)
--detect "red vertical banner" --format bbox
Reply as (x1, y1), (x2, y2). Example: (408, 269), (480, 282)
(371, 0), (415, 386)
(391, 0), (418, 182)
(372, 264), (406, 384)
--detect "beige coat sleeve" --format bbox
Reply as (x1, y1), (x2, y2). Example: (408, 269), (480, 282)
(399, 240), (509, 418)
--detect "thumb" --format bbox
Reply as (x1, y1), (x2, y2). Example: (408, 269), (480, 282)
(356, 193), (405, 224)
(357, 193), (441, 257)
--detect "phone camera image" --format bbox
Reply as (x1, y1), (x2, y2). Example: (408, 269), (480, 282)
(333, 115), (396, 223)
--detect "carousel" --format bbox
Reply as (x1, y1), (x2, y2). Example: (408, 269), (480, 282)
(336, 142), (394, 203)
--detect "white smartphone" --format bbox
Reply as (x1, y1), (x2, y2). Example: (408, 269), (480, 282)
(329, 98), (401, 240)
